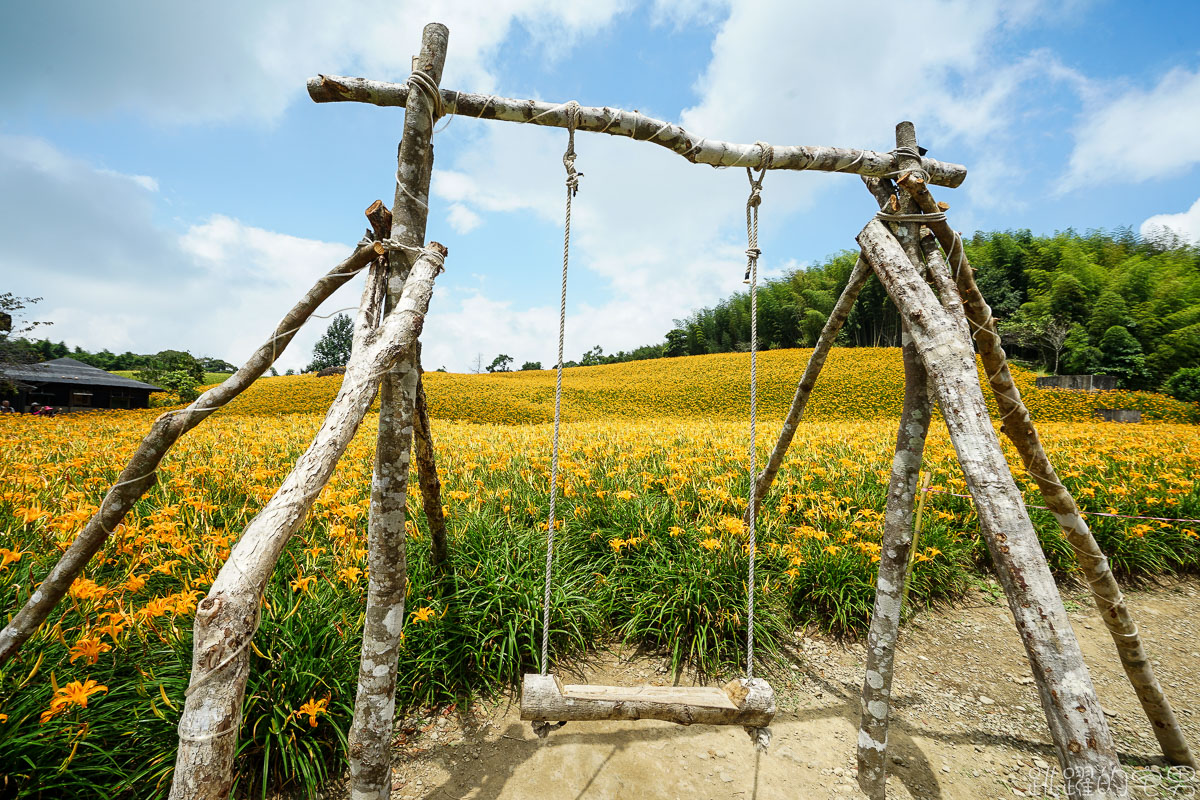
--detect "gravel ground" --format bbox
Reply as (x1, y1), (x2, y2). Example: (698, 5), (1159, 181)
(337, 578), (1200, 800)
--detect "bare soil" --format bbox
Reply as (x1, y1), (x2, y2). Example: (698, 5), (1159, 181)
(368, 579), (1200, 799)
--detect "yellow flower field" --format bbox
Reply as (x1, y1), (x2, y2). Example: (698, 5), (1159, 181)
(0, 347), (1197, 798)
(210, 348), (1199, 423)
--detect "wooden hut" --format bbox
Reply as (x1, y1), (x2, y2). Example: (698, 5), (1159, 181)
(1, 357), (163, 411)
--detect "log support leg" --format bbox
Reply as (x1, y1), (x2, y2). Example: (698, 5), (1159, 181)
(896, 170), (1196, 769)
(857, 338), (932, 799)
(859, 213), (1127, 800)
(348, 22), (449, 800)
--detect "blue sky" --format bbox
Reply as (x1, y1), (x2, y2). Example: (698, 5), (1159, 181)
(3, 0), (1200, 373)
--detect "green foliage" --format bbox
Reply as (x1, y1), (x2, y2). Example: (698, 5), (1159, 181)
(1164, 367), (1200, 403)
(1061, 323), (1103, 374)
(611, 228), (1199, 389)
(487, 354), (513, 372)
(520, 361), (542, 371)
(1099, 325), (1149, 389)
(305, 313), (353, 373)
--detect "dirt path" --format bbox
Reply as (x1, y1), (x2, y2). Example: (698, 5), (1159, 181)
(374, 580), (1200, 799)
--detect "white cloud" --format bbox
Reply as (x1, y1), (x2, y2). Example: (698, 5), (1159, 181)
(446, 203), (483, 234)
(1141, 197), (1200, 246)
(0, 136), (366, 373)
(1064, 65), (1200, 189)
(424, 0), (1081, 368)
(0, 0), (631, 124)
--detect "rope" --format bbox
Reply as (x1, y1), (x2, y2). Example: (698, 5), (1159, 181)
(541, 102), (581, 676)
(406, 69), (445, 122)
(742, 164), (766, 679)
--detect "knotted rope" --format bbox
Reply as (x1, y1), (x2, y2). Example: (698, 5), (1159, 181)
(541, 101), (581, 677)
(742, 162), (767, 681)
(406, 69), (445, 122)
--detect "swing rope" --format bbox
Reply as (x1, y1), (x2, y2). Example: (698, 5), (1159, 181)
(743, 159), (767, 679)
(541, 102), (582, 675)
(537, 116), (764, 690)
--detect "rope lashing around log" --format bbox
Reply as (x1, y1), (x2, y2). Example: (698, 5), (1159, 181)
(522, 110), (775, 751)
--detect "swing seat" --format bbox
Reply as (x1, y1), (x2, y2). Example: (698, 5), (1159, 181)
(520, 673), (775, 728)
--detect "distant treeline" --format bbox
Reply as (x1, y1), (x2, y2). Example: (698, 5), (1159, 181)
(567, 228), (1200, 392)
(9, 339), (235, 377)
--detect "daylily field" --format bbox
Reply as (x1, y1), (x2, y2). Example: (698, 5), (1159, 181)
(1, 348), (1198, 798)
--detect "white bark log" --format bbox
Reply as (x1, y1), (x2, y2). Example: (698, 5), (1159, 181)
(0, 237), (382, 667)
(857, 338), (932, 799)
(306, 75), (967, 188)
(898, 172), (1196, 768)
(167, 243), (446, 800)
(858, 219), (1127, 800)
(520, 674), (775, 728)
(346, 23), (449, 800)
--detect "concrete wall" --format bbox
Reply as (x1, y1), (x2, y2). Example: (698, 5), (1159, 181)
(1034, 374), (1119, 391)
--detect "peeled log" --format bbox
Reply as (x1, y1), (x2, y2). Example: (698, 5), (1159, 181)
(168, 243), (446, 800)
(858, 219), (1127, 800)
(898, 171), (1196, 769)
(307, 75), (967, 187)
(857, 338), (932, 799)
(520, 674), (775, 729)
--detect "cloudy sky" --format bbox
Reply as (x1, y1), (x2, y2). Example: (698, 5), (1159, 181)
(4, 0), (1200, 372)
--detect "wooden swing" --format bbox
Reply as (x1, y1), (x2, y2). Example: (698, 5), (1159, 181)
(519, 110), (775, 745)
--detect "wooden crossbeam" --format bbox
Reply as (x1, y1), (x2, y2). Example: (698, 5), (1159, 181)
(307, 74), (968, 188)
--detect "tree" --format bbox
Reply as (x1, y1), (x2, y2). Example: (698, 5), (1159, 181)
(1099, 325), (1149, 389)
(1061, 323), (1103, 374)
(800, 308), (827, 346)
(470, 353), (486, 374)
(154, 350), (204, 383)
(199, 356), (237, 373)
(305, 313), (354, 373)
(664, 328), (688, 357)
(155, 370), (200, 403)
(1164, 367), (1200, 404)
(579, 345), (604, 366)
(487, 354), (513, 372)
(1000, 314), (1072, 372)
(520, 361), (542, 370)
(1087, 289), (1129, 339)
(0, 294), (49, 391)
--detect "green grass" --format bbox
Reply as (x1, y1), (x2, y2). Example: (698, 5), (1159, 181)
(109, 371), (232, 385)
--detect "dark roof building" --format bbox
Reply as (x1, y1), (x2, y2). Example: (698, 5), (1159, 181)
(1, 357), (163, 412)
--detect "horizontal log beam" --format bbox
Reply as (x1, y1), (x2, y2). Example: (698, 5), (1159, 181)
(307, 75), (968, 188)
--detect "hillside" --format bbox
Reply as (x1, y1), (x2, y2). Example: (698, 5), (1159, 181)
(205, 347), (1197, 423)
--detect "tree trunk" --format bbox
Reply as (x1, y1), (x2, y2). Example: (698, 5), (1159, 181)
(346, 22), (448, 800)
(898, 172), (1196, 768)
(364, 205), (452, 595)
(306, 75), (967, 188)
(0, 237), (382, 667)
(858, 219), (1127, 799)
(167, 243), (446, 800)
(857, 337), (932, 799)
(747, 256), (870, 521)
(414, 367), (452, 590)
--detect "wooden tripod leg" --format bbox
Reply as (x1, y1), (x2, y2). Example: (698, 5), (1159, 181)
(859, 219), (1127, 800)
(747, 256), (871, 523)
(857, 338), (932, 799)
(413, 367), (453, 591)
(898, 171), (1196, 769)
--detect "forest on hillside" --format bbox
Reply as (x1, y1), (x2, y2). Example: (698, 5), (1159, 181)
(579, 228), (1200, 394)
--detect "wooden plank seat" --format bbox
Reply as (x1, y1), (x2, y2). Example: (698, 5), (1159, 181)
(520, 673), (775, 728)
